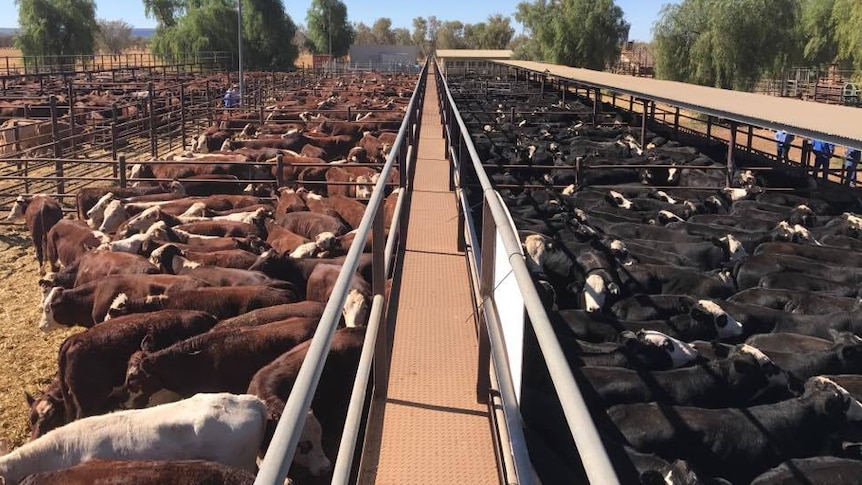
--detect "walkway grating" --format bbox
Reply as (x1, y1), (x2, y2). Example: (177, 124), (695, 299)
(359, 67), (500, 485)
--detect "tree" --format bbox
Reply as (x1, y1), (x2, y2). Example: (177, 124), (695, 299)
(463, 22), (486, 49)
(371, 17), (395, 45)
(833, 0), (862, 72)
(509, 33), (541, 60)
(306, 0), (354, 57)
(393, 27), (411, 45)
(96, 19), (134, 56)
(293, 23), (309, 53)
(436, 20), (465, 49)
(411, 16), (427, 47)
(149, 0), (297, 70)
(480, 14), (514, 49)
(16, 0), (98, 59)
(142, 0), (183, 27)
(653, 0), (801, 90)
(799, 0), (838, 65)
(427, 15), (441, 52)
(353, 22), (374, 45)
(240, 0), (298, 69)
(515, 0), (629, 70)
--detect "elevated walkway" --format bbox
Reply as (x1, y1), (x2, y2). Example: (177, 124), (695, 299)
(359, 67), (500, 485)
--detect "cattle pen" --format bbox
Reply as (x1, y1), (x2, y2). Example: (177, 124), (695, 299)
(0, 51), (860, 485)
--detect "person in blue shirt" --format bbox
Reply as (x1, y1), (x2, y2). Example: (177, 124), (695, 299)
(811, 139), (834, 180)
(223, 85), (239, 109)
(844, 147), (860, 187)
(774, 130), (794, 163)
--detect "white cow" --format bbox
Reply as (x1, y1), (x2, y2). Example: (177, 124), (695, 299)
(0, 393), (266, 485)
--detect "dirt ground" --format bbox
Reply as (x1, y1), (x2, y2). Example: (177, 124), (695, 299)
(0, 225), (81, 448)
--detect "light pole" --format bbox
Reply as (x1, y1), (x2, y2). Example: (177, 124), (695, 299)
(327, 1), (334, 72)
(237, 0), (244, 105)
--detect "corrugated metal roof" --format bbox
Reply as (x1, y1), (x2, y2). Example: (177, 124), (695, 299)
(497, 60), (862, 149)
(437, 49), (514, 59)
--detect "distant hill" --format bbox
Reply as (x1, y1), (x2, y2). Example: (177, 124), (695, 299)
(131, 28), (156, 38)
(0, 27), (157, 38)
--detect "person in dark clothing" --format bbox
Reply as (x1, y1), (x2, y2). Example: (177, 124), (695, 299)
(811, 139), (834, 180)
(844, 147), (860, 187)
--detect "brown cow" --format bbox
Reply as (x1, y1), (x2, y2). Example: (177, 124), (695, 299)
(325, 195), (368, 230)
(107, 286), (299, 320)
(302, 192), (344, 221)
(71, 250), (159, 288)
(148, 244), (258, 271)
(191, 125), (233, 153)
(172, 220), (263, 239)
(214, 301), (326, 330)
(6, 195), (63, 274)
(24, 378), (64, 441)
(305, 264), (371, 328)
(122, 195), (261, 218)
(80, 185), (185, 223)
(324, 166), (377, 198)
(44, 220), (109, 272)
(18, 459), (255, 485)
(58, 310), (218, 422)
(276, 211), (348, 241)
(264, 220), (316, 257)
(300, 144), (328, 160)
(175, 265), (295, 291)
(249, 250), (375, 291)
(274, 188), (309, 216)
(356, 132), (388, 162)
(39, 274), (210, 331)
(118, 317), (320, 407)
(247, 326), (364, 460)
(301, 133), (355, 160)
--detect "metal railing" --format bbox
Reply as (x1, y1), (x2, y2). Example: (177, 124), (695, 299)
(254, 58), (428, 485)
(436, 59), (622, 485)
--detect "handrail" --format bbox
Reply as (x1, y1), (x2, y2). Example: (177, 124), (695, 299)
(253, 58), (428, 485)
(435, 59), (622, 485)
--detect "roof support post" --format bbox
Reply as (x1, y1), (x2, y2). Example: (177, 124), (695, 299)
(746, 124), (754, 152)
(640, 99), (649, 146)
(593, 88), (601, 124)
(726, 121), (738, 186)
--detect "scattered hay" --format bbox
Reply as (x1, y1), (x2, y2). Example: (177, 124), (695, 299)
(0, 226), (81, 448)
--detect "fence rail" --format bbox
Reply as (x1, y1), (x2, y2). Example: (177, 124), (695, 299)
(436, 59), (621, 484)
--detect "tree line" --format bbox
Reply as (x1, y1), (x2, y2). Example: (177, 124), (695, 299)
(10, 0), (628, 72)
(13, 0), (857, 90)
(653, 0), (862, 91)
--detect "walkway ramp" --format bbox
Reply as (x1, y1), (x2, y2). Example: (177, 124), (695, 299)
(359, 67), (500, 485)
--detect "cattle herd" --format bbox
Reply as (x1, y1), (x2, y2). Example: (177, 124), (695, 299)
(1, 70), (417, 485)
(453, 77), (862, 484)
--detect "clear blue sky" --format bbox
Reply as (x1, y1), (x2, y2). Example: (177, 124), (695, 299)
(0, 0), (676, 41)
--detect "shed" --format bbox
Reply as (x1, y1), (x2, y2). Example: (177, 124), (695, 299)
(436, 49), (514, 75)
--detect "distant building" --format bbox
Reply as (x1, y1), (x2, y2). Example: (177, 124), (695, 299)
(436, 49), (514, 75)
(348, 45), (420, 71)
